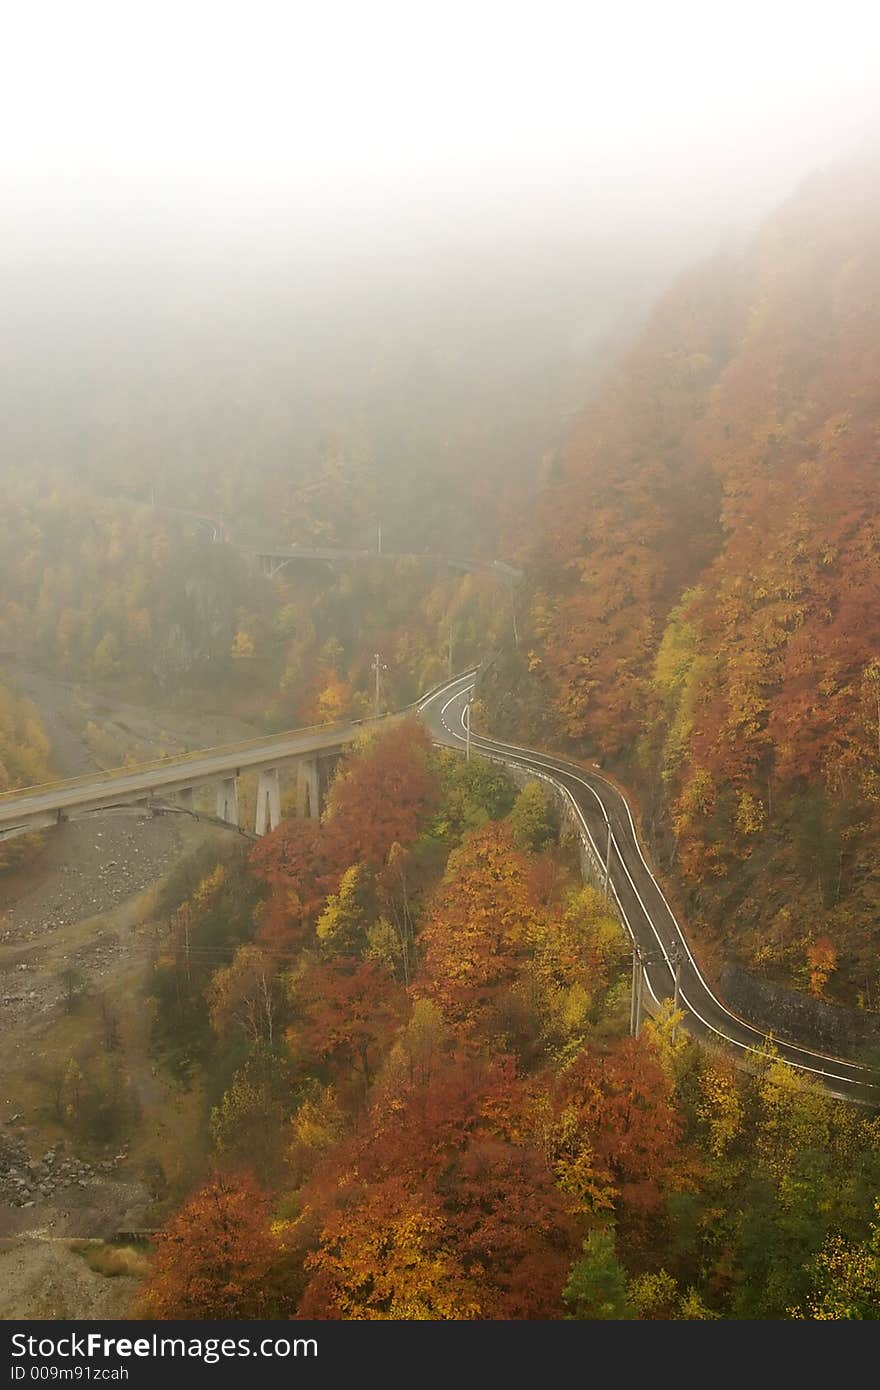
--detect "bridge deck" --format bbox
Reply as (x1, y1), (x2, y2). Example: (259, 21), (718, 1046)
(0, 715), (398, 830)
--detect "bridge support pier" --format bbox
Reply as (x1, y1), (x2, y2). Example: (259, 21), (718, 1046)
(256, 767), (282, 836)
(177, 786), (195, 813)
(216, 777), (239, 827)
(296, 756), (321, 821)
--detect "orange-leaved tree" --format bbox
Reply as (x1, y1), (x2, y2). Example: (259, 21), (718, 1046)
(290, 956), (406, 1093)
(550, 1035), (684, 1217)
(295, 1050), (580, 1320)
(139, 1171), (288, 1318)
(323, 718), (439, 869)
(416, 822), (541, 1039)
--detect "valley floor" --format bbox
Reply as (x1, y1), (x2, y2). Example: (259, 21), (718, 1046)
(0, 667), (256, 1317)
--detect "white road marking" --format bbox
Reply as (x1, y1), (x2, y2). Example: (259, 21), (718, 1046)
(424, 674), (874, 1096)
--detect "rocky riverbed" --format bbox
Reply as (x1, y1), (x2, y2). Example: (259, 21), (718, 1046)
(0, 665), (259, 1316)
(1, 1130), (130, 1210)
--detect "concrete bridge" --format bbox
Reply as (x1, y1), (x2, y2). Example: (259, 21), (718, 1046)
(243, 544), (496, 579)
(0, 713), (402, 845)
(147, 502), (523, 583)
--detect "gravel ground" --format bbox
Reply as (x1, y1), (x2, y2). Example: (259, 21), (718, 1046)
(0, 662), (257, 946)
(0, 664), (259, 1317)
(1, 821), (184, 949)
(0, 1236), (144, 1320)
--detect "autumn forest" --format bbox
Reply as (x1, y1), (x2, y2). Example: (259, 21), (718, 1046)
(2, 143), (880, 1326)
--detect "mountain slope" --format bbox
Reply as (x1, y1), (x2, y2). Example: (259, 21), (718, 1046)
(509, 151), (880, 1001)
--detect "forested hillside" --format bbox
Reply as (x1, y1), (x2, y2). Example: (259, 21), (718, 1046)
(132, 726), (880, 1320)
(491, 151), (880, 1003)
(0, 467), (509, 723)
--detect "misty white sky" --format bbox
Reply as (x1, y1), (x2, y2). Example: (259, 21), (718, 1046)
(3, 0), (878, 242)
(0, 0), (878, 504)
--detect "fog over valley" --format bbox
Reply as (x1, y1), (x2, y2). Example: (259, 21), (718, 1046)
(2, 2), (877, 550)
(2, 0), (880, 1332)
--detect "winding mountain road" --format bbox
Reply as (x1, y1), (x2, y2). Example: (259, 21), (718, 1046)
(420, 671), (878, 1105)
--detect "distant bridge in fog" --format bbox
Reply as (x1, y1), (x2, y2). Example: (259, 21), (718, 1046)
(0, 501), (524, 847)
(245, 545), (522, 582)
(139, 502), (524, 582)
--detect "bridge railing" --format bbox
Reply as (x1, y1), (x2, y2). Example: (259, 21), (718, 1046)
(0, 711), (399, 805)
(0, 664), (477, 808)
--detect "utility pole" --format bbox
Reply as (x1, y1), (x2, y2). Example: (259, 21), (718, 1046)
(465, 698), (471, 762)
(603, 819), (612, 901)
(177, 903), (192, 990)
(670, 941), (683, 1044)
(630, 947), (667, 1039)
(377, 520), (382, 556)
(448, 622), (455, 678)
(630, 946), (640, 1037)
(371, 652), (386, 718)
(634, 950), (645, 1038)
